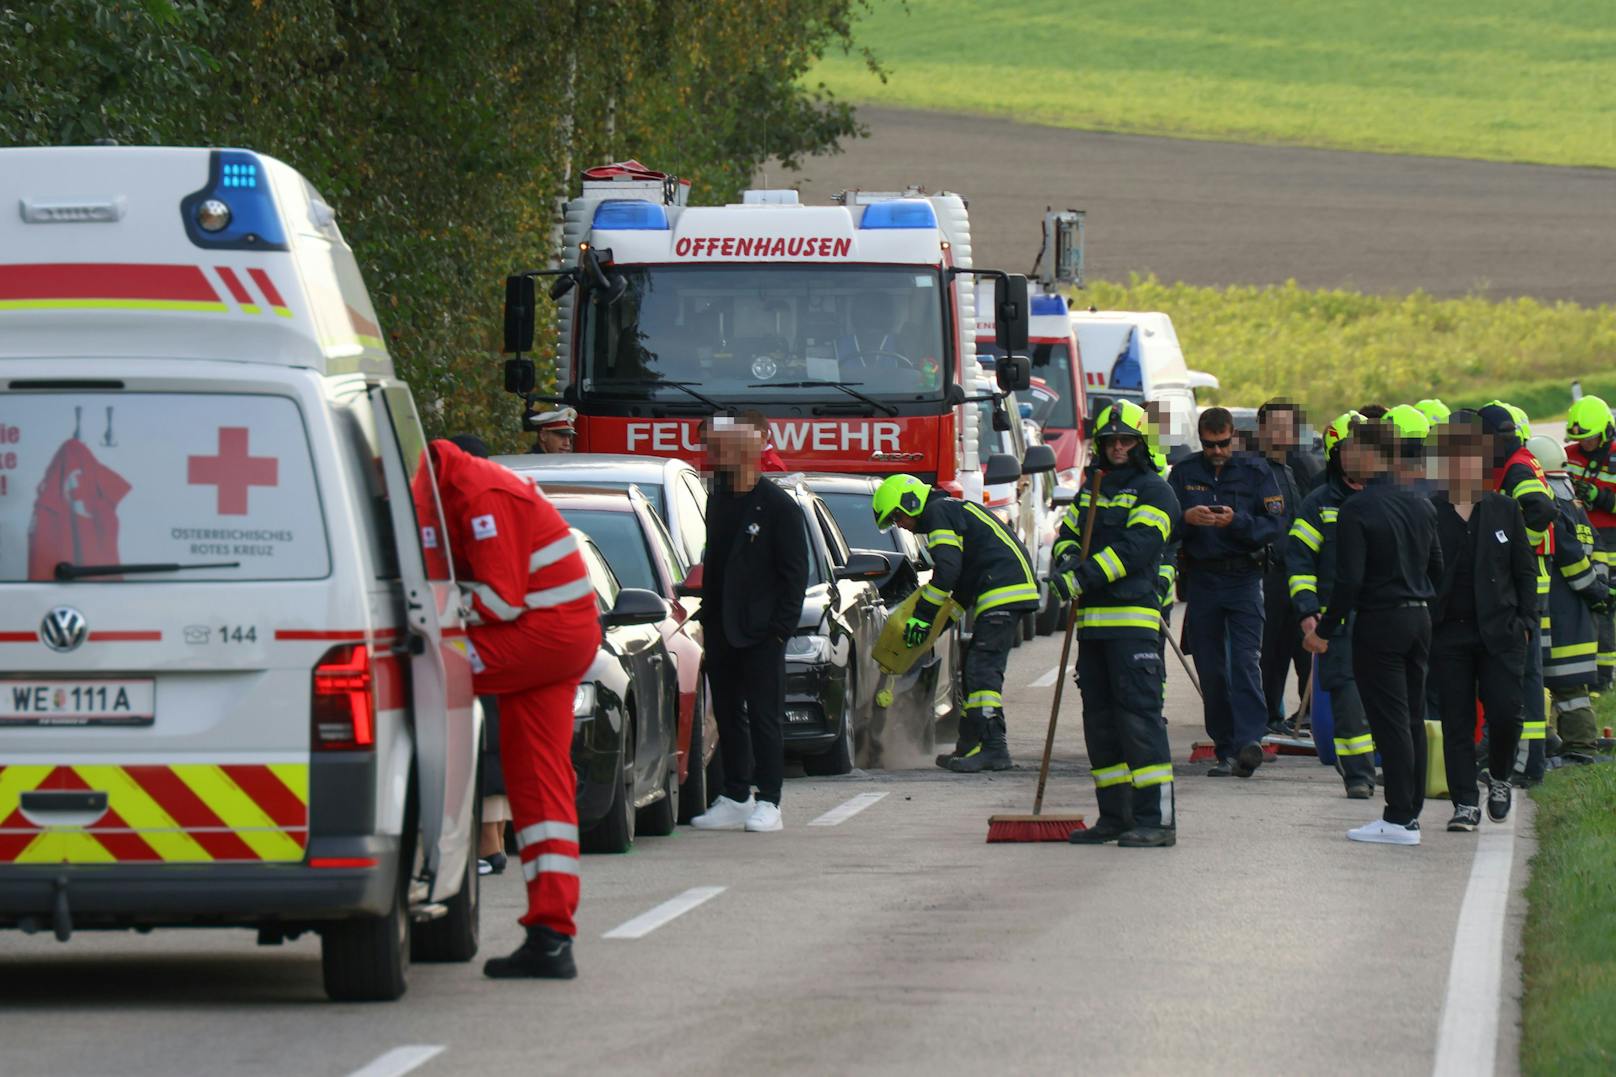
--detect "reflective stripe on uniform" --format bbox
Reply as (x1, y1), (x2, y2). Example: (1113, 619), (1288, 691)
(1549, 658), (1599, 678)
(1289, 574), (1318, 598)
(1131, 763), (1173, 788)
(1553, 695), (1594, 714)
(1079, 606), (1163, 631)
(1562, 556), (1593, 581)
(927, 529), (963, 550)
(1511, 478), (1552, 501)
(522, 852), (581, 881)
(529, 533), (581, 572)
(1600, 651), (1616, 669)
(526, 576), (596, 609)
(1335, 733), (1375, 757)
(1521, 721), (1547, 741)
(1127, 504), (1172, 541)
(1094, 547), (1126, 583)
(1549, 641), (1598, 660)
(516, 820), (579, 847)
(965, 690), (1003, 711)
(1290, 519), (1323, 552)
(1092, 763), (1131, 789)
(962, 502), (1039, 612)
(463, 581), (526, 622)
(1320, 507), (1339, 523)
(920, 583), (950, 606)
(975, 583), (1041, 615)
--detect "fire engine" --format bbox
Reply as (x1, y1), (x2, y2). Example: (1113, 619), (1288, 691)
(501, 161), (1040, 500)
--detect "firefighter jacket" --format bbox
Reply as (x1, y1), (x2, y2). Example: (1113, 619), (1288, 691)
(913, 492), (1040, 622)
(1564, 439), (1616, 559)
(1285, 473), (1358, 621)
(1055, 462), (1182, 640)
(426, 440), (596, 626)
(1542, 494), (1609, 692)
(1494, 445), (1556, 604)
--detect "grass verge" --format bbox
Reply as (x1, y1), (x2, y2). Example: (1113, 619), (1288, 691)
(1078, 275), (1616, 424)
(1520, 693), (1616, 1075)
(823, 0), (1616, 168)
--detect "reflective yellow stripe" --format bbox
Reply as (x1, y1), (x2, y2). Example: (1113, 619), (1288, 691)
(1335, 734), (1375, 757)
(1132, 763), (1173, 788)
(1093, 763), (1132, 789)
(976, 583), (1042, 615)
(927, 529), (963, 550)
(920, 584), (950, 606)
(172, 765), (305, 862)
(962, 501), (1039, 615)
(1549, 642), (1598, 659)
(1127, 504), (1172, 541)
(0, 765), (52, 817)
(1289, 574), (1318, 598)
(1095, 547), (1126, 583)
(268, 763), (310, 805)
(1561, 556), (1592, 579)
(1320, 507), (1340, 523)
(1079, 606), (1164, 631)
(0, 298), (230, 313)
(1521, 721), (1547, 741)
(965, 690), (1003, 710)
(1511, 479), (1552, 500)
(71, 765), (213, 862)
(1290, 519), (1323, 552)
(16, 830), (117, 864)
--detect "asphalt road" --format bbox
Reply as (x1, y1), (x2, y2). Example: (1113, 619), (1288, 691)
(0, 618), (1533, 1077)
(776, 107), (1616, 304)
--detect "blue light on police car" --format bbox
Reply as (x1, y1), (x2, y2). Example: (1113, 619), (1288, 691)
(859, 201), (937, 230)
(592, 199), (669, 230)
(1030, 294), (1068, 317)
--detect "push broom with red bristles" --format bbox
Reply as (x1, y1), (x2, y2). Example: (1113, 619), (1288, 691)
(987, 469), (1102, 843)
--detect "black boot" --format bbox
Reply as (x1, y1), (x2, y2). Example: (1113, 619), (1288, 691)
(1118, 826), (1177, 847)
(1120, 778), (1176, 846)
(948, 712), (1012, 772)
(483, 925), (577, 980)
(1068, 817), (1131, 844)
(937, 712), (982, 769)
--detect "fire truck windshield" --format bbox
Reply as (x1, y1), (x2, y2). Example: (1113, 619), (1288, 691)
(580, 265), (949, 403)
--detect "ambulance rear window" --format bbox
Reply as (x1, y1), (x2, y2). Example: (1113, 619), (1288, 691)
(0, 392), (330, 582)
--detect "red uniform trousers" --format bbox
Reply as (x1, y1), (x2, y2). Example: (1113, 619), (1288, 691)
(469, 602), (600, 936)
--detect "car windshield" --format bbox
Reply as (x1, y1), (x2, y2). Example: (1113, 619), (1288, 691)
(581, 265), (950, 403)
(978, 342), (1078, 428)
(555, 508), (658, 593)
(542, 479), (666, 522)
(818, 490), (900, 553)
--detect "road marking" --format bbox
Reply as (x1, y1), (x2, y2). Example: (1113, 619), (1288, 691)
(1031, 664), (1061, 688)
(808, 791), (888, 827)
(348, 1046), (445, 1077)
(603, 886), (726, 939)
(1431, 817), (1516, 1077)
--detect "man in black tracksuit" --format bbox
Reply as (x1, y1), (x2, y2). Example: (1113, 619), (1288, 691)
(1313, 421), (1442, 845)
(874, 475), (1041, 773)
(1051, 402), (1183, 847)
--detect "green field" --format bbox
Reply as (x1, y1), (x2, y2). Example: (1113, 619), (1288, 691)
(821, 1), (1616, 167)
(1079, 276), (1616, 423)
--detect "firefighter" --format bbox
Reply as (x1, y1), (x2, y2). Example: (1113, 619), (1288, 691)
(1415, 398), (1452, 425)
(872, 473), (1041, 773)
(425, 439), (601, 980)
(1531, 436), (1611, 763)
(1563, 395), (1616, 691)
(1050, 401), (1182, 846)
(1478, 402), (1556, 784)
(529, 406), (578, 454)
(1289, 411), (1377, 798)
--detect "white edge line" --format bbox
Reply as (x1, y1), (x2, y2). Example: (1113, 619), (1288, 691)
(1430, 818), (1516, 1077)
(1030, 665), (1060, 688)
(603, 885), (726, 940)
(347, 1045), (446, 1077)
(808, 791), (889, 827)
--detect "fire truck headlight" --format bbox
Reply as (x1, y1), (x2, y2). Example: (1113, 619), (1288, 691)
(197, 199), (232, 232)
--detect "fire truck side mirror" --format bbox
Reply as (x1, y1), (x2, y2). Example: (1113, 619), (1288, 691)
(504, 359), (535, 396)
(995, 354), (1031, 394)
(504, 274), (536, 354)
(994, 273), (1030, 355)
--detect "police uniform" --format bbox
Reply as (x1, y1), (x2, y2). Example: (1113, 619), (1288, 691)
(1287, 472), (1376, 794)
(529, 406), (577, 452)
(911, 492), (1041, 772)
(1168, 450), (1287, 770)
(1054, 406), (1182, 845)
(1543, 479), (1610, 756)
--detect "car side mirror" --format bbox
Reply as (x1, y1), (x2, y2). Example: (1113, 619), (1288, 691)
(1052, 485), (1078, 508)
(836, 550), (895, 584)
(1022, 444), (1057, 475)
(604, 587), (669, 628)
(984, 452), (1021, 487)
(673, 563), (704, 598)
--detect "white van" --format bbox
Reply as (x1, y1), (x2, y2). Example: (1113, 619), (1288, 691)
(0, 147), (478, 1001)
(1069, 310), (1218, 458)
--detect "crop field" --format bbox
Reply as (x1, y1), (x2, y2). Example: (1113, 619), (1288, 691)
(1080, 275), (1616, 423)
(820, 0), (1616, 167)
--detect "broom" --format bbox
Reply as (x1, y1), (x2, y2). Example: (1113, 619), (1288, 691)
(987, 468), (1102, 843)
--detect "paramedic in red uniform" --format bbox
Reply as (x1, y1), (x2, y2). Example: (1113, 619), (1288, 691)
(426, 439), (600, 980)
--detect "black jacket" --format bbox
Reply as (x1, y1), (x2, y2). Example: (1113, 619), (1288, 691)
(1318, 477), (1442, 638)
(914, 492), (1040, 620)
(1431, 492), (1538, 660)
(700, 477), (809, 648)
(1055, 461), (1181, 639)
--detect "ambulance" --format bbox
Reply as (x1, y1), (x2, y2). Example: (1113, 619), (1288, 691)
(0, 146), (479, 1001)
(1069, 309), (1217, 458)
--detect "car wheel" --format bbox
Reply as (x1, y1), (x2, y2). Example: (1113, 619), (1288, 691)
(638, 753), (679, 837)
(805, 664), (856, 777)
(322, 793), (412, 1000)
(582, 706), (636, 854)
(677, 677), (710, 824)
(411, 768), (481, 963)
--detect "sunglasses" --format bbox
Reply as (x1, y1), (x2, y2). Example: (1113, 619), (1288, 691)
(1200, 436), (1234, 449)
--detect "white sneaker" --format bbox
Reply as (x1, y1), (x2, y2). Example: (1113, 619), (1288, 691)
(691, 794), (755, 831)
(744, 801), (783, 833)
(1347, 818), (1421, 846)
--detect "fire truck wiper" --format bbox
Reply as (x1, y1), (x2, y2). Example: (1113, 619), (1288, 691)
(598, 378), (720, 412)
(55, 561), (242, 581)
(750, 381), (899, 417)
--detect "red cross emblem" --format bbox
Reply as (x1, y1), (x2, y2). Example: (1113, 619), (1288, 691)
(187, 427), (279, 515)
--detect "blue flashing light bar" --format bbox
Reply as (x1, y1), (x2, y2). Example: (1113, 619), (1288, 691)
(859, 201), (937, 230)
(1030, 294), (1068, 317)
(593, 199), (670, 230)
(180, 149), (288, 252)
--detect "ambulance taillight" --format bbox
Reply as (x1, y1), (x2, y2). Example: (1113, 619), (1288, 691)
(311, 644), (376, 750)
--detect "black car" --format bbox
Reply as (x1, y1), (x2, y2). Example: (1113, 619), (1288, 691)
(571, 531), (682, 853)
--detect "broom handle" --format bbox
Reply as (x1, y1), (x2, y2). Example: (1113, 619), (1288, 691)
(1033, 467), (1104, 816)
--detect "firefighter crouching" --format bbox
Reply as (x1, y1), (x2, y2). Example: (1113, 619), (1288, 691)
(1051, 402), (1184, 847)
(871, 474), (1042, 773)
(425, 439), (602, 980)
(1563, 395), (1616, 691)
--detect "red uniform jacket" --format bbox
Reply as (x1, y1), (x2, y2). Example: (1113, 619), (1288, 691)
(1565, 441), (1616, 533)
(27, 438), (130, 581)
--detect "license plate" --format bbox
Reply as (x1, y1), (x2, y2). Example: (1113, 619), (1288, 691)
(1, 680), (155, 725)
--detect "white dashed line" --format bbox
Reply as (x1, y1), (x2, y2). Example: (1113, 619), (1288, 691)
(1030, 665), (1061, 688)
(347, 1045), (445, 1077)
(1431, 817), (1517, 1077)
(808, 791), (889, 826)
(603, 886), (727, 939)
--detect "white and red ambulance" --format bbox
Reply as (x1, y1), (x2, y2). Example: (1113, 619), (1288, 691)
(0, 146), (478, 1001)
(502, 161), (1042, 502)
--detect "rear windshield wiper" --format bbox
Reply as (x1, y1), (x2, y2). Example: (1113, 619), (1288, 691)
(748, 381), (898, 417)
(56, 561), (242, 581)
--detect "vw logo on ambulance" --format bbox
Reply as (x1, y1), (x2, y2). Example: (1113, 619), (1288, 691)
(40, 606), (88, 653)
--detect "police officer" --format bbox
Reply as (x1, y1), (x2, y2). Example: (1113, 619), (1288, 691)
(1289, 411), (1377, 798)
(1169, 406), (1287, 777)
(1050, 402), (1182, 847)
(873, 473), (1041, 773)
(529, 407), (578, 454)
(1563, 395), (1616, 691)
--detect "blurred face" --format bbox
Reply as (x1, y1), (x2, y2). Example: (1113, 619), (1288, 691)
(1340, 439), (1378, 481)
(538, 428), (575, 454)
(1440, 450), (1485, 497)
(706, 422), (763, 475)
(1102, 434), (1139, 467)
(1578, 435), (1603, 454)
(1199, 424), (1234, 467)
(1258, 409), (1296, 454)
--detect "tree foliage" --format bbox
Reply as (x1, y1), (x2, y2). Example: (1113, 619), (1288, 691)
(0, 0), (878, 446)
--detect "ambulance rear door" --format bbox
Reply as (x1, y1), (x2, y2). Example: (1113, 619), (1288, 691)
(369, 385), (476, 902)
